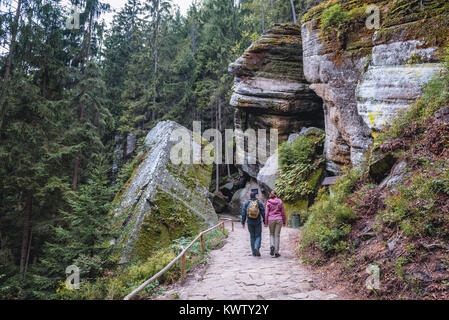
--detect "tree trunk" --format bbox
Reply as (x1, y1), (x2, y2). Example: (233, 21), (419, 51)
(153, 0), (161, 117)
(72, 157), (80, 190)
(24, 229), (33, 273)
(19, 192), (32, 275)
(260, 0), (265, 33)
(123, 131), (128, 163)
(72, 9), (94, 191)
(231, 0), (236, 43)
(215, 106), (219, 193)
(0, 0), (22, 137)
(290, 0), (297, 24)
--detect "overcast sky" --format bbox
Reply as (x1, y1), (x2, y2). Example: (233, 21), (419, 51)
(102, 0), (194, 26)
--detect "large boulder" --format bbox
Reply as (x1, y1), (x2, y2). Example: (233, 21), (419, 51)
(112, 121), (218, 263)
(220, 182), (235, 198)
(301, 0), (448, 174)
(208, 192), (228, 214)
(230, 180), (267, 218)
(256, 151), (279, 192)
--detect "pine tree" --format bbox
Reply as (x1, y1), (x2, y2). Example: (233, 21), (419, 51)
(34, 156), (116, 298)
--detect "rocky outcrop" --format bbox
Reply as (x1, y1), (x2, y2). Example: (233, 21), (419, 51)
(112, 121), (218, 263)
(356, 41), (441, 133)
(302, 0), (449, 173)
(229, 24), (325, 179)
(112, 133), (137, 176)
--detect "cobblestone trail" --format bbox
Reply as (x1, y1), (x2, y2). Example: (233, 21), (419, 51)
(159, 221), (341, 300)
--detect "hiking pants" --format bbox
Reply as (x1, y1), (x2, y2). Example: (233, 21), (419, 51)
(269, 220), (283, 254)
(247, 223), (262, 255)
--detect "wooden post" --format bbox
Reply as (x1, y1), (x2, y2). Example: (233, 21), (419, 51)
(180, 253), (186, 284)
(232, 221), (234, 232)
(200, 234), (205, 253)
(222, 221), (226, 233)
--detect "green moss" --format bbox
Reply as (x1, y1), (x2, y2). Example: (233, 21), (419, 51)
(132, 189), (204, 261)
(302, 0), (448, 65)
(321, 4), (350, 32)
(302, 0), (341, 23)
(384, 0), (449, 28)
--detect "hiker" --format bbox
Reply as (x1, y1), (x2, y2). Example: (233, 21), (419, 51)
(241, 191), (265, 257)
(264, 191), (286, 258)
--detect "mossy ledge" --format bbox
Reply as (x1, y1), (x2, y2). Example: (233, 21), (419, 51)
(302, 0), (449, 60)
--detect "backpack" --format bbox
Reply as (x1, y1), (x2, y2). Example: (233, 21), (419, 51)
(246, 200), (260, 219)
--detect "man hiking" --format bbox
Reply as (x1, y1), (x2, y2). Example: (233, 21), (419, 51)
(264, 191), (286, 258)
(241, 191), (265, 257)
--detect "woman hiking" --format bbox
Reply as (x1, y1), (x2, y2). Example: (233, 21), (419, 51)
(264, 191), (286, 258)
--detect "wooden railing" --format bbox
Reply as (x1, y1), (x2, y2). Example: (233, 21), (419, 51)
(124, 218), (235, 300)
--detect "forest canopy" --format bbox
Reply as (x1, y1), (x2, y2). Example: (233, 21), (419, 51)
(0, 0), (314, 299)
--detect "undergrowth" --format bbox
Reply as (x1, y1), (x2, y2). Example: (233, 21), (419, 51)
(298, 43), (449, 299)
(300, 169), (361, 255)
(275, 129), (325, 202)
(56, 229), (228, 300)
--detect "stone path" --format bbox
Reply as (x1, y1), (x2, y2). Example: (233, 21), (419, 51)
(158, 221), (341, 300)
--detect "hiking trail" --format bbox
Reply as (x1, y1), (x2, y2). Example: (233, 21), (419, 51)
(157, 221), (342, 300)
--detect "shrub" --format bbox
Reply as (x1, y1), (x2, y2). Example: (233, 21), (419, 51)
(301, 169), (361, 255)
(380, 172), (448, 238)
(276, 130), (325, 202)
(126, 249), (177, 285)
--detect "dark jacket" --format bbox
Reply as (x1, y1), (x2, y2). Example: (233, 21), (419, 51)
(241, 198), (265, 225)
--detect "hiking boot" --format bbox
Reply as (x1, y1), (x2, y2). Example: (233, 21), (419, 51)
(270, 246), (275, 256)
(254, 248), (261, 257)
(274, 253), (281, 258)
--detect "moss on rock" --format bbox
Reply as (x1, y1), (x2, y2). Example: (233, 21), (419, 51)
(132, 188), (204, 261)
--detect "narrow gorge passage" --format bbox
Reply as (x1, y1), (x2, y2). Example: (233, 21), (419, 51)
(157, 221), (342, 300)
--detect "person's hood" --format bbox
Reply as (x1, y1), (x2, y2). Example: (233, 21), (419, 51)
(267, 198), (282, 206)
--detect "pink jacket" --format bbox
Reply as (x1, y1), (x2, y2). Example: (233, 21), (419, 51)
(265, 198), (286, 225)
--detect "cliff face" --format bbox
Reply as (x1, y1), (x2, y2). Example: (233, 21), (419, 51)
(229, 24), (325, 179)
(229, 1), (448, 177)
(301, 0), (449, 173)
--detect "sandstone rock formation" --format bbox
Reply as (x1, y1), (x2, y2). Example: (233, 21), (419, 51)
(229, 24), (325, 179)
(301, 0), (448, 173)
(112, 121), (218, 263)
